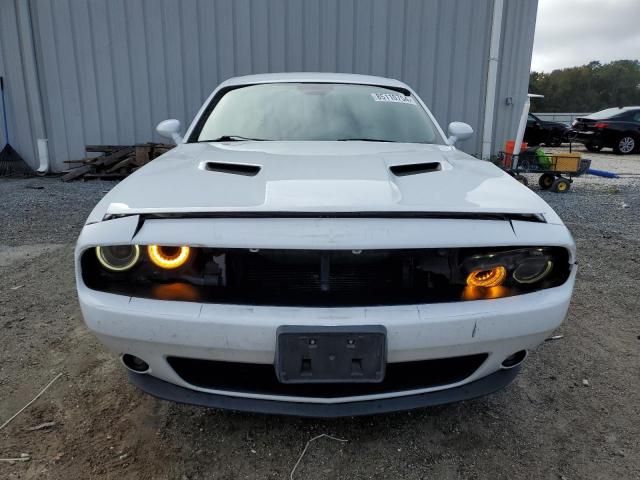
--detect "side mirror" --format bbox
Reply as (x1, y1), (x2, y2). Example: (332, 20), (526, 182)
(447, 122), (473, 145)
(156, 119), (183, 144)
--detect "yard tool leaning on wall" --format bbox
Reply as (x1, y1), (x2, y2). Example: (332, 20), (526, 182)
(0, 76), (32, 176)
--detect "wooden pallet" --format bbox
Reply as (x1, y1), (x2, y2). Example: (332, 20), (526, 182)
(61, 143), (173, 181)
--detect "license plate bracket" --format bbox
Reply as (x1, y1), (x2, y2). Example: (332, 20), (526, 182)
(275, 325), (387, 384)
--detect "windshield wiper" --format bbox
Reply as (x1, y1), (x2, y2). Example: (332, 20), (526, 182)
(200, 135), (267, 142)
(336, 138), (397, 142)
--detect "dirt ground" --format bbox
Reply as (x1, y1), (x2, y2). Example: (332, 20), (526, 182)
(1, 146), (639, 480)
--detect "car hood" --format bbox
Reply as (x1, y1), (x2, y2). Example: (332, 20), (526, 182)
(87, 142), (563, 224)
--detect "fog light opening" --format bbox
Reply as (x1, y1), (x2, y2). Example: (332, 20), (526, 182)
(501, 350), (527, 369)
(121, 354), (150, 374)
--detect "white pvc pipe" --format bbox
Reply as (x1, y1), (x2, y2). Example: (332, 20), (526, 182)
(513, 94), (544, 169)
(511, 97), (530, 170)
(481, 0), (504, 160)
(36, 138), (49, 175)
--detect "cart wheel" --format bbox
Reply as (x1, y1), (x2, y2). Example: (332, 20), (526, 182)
(539, 173), (555, 190)
(551, 178), (570, 193)
(515, 174), (529, 186)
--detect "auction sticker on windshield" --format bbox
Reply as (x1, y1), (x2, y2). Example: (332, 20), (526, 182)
(371, 92), (417, 105)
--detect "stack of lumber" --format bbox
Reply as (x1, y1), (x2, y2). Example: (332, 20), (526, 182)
(61, 143), (173, 181)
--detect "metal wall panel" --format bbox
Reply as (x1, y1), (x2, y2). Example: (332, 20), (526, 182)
(493, 0), (539, 155)
(0, 0), (38, 169)
(20, 0), (536, 171)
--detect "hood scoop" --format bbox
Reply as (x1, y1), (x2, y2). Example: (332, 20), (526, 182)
(204, 161), (261, 176)
(390, 162), (441, 177)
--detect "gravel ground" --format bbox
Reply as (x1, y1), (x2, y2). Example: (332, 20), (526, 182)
(1, 150), (639, 479)
(0, 177), (113, 246)
(533, 145), (640, 241)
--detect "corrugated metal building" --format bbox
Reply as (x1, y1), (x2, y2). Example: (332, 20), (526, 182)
(0, 0), (538, 172)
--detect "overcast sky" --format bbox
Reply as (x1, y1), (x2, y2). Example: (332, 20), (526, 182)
(531, 0), (640, 72)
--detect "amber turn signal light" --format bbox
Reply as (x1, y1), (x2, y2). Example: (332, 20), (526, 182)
(462, 286), (509, 301)
(466, 266), (507, 288)
(153, 282), (199, 301)
(147, 245), (191, 269)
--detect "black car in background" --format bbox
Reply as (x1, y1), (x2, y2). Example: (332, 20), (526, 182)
(524, 113), (569, 147)
(569, 107), (640, 155)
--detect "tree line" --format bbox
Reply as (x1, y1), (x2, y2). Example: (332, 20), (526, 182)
(529, 60), (640, 113)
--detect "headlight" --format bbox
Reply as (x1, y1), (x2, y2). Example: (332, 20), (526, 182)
(463, 248), (557, 292)
(147, 245), (191, 269)
(513, 258), (554, 284)
(466, 266), (507, 287)
(95, 245), (140, 271)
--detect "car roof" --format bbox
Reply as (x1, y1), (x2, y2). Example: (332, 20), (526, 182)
(596, 106), (640, 112)
(585, 106), (640, 119)
(217, 72), (410, 90)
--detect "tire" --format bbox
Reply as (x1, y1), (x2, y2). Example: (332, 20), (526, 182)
(585, 143), (602, 152)
(539, 173), (555, 190)
(515, 174), (529, 186)
(613, 135), (636, 155)
(551, 178), (570, 193)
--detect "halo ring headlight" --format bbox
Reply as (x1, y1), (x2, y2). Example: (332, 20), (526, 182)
(467, 266), (507, 288)
(147, 245), (191, 269)
(95, 245), (140, 272)
(513, 259), (554, 284)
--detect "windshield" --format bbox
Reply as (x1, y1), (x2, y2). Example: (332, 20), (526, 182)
(192, 83), (443, 144)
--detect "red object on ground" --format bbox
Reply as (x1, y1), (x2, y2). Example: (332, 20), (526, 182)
(503, 140), (528, 168)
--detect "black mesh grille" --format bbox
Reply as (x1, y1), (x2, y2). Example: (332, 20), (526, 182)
(221, 250), (453, 306)
(167, 354), (488, 398)
(238, 252), (401, 295)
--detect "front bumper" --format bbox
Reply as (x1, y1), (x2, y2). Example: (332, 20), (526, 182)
(78, 267), (575, 410)
(76, 215), (576, 413)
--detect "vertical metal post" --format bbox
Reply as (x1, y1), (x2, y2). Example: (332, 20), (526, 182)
(481, 0), (504, 160)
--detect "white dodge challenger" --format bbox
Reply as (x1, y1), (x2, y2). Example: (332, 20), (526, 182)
(76, 73), (576, 416)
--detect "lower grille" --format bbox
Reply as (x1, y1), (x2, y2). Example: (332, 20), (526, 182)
(167, 354), (488, 398)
